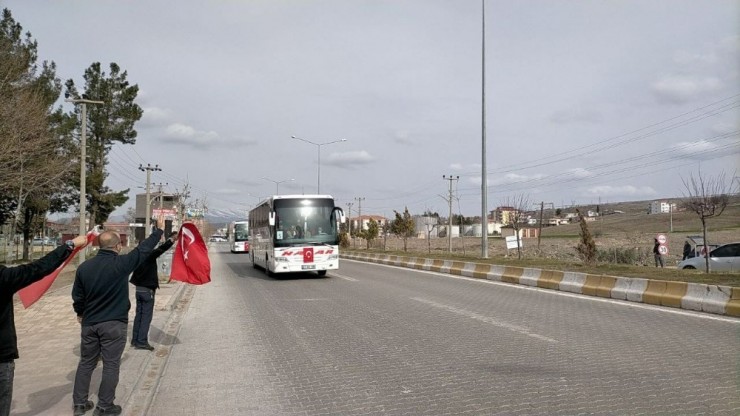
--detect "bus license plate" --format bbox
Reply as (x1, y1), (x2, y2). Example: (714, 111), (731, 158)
(301, 265), (316, 270)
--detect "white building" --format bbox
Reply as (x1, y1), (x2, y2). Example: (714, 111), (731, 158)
(649, 201), (677, 214)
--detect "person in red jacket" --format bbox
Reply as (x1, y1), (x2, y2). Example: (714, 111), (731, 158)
(0, 235), (88, 416)
(129, 231), (177, 350)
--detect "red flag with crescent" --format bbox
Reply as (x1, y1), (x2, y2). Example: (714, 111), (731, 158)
(303, 247), (313, 263)
(18, 226), (101, 308)
(170, 222), (211, 285)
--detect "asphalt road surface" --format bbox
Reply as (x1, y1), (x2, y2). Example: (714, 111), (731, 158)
(145, 242), (740, 415)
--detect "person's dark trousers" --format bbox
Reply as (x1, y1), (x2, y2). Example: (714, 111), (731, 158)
(132, 287), (155, 346)
(73, 321), (127, 410)
(0, 361), (14, 416)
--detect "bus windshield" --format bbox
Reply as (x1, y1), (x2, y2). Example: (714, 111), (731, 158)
(233, 222), (249, 242)
(273, 198), (337, 246)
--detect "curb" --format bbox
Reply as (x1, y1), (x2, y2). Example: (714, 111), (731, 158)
(341, 252), (740, 317)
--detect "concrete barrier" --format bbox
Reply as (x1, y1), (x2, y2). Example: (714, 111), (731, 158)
(341, 252), (740, 317)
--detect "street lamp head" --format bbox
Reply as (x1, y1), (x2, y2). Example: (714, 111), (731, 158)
(291, 135), (297, 139)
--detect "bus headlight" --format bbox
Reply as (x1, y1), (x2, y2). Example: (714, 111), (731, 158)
(275, 257), (289, 263)
(327, 254), (339, 260)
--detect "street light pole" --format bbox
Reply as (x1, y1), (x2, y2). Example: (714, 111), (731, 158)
(65, 97), (104, 267)
(262, 177), (294, 195)
(291, 135), (347, 193)
(480, 0), (489, 259)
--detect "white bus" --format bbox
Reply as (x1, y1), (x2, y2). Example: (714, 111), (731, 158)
(228, 220), (250, 253)
(249, 195), (345, 277)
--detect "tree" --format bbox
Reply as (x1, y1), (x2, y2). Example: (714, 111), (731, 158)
(681, 170), (735, 273)
(502, 194), (530, 259)
(64, 62), (143, 225)
(391, 207), (415, 252)
(0, 9), (76, 259)
(358, 218), (379, 249)
(575, 208), (597, 265)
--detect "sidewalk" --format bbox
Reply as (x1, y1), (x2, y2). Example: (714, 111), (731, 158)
(11, 280), (187, 416)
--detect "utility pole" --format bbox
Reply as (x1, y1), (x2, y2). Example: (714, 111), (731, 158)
(354, 197), (364, 249)
(345, 202), (354, 236)
(139, 164), (161, 236)
(443, 175), (459, 253)
(534, 201), (554, 250)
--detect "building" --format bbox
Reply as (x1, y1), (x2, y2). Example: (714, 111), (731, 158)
(493, 206), (519, 225)
(351, 215), (387, 232)
(649, 200), (677, 214)
(134, 192), (179, 242)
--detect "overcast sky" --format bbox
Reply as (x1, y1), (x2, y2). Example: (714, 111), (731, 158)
(5, 0), (739, 220)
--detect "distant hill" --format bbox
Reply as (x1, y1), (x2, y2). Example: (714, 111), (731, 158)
(540, 195), (740, 238)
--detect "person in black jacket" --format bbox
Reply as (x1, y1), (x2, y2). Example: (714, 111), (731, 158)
(71, 218), (164, 416)
(129, 231), (177, 351)
(0, 234), (88, 416)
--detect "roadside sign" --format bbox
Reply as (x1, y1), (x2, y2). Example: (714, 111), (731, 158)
(658, 245), (669, 255)
(657, 234), (667, 244)
(505, 235), (522, 250)
(128, 223), (144, 227)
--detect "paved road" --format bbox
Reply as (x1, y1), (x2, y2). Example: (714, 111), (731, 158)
(147, 243), (740, 415)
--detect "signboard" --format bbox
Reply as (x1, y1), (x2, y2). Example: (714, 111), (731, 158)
(128, 223), (144, 227)
(153, 209), (176, 217)
(658, 245), (669, 255)
(656, 234), (667, 244)
(505, 235), (522, 250)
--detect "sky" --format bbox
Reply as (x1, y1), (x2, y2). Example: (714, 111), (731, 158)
(4, 0), (739, 220)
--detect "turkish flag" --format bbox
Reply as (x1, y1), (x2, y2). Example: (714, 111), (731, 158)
(303, 247), (314, 263)
(170, 223), (211, 285)
(18, 227), (101, 308)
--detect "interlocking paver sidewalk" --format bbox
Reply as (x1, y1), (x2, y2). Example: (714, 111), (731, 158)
(11, 280), (185, 416)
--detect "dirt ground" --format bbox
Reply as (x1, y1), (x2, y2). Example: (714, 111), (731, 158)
(354, 228), (740, 268)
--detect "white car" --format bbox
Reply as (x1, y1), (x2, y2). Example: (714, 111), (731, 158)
(677, 243), (740, 272)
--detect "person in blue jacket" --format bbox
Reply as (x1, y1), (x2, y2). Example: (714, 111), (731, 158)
(0, 234), (88, 416)
(129, 231), (178, 351)
(71, 218), (164, 416)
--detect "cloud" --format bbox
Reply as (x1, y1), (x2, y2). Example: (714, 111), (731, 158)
(651, 36), (738, 104)
(139, 106), (173, 127)
(449, 163), (463, 170)
(393, 130), (415, 145)
(670, 139), (725, 160)
(491, 172), (547, 186)
(159, 122), (253, 149)
(584, 185), (656, 197)
(567, 168), (593, 178)
(651, 75), (722, 104)
(324, 150), (375, 168)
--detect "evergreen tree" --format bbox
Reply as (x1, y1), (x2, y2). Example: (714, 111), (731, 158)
(575, 209), (597, 265)
(64, 62), (143, 224)
(391, 207), (415, 252)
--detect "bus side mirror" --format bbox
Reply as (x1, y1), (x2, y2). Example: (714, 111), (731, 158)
(339, 212), (346, 224)
(268, 212), (275, 226)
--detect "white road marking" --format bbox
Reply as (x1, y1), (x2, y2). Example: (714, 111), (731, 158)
(332, 273), (359, 282)
(411, 297), (559, 343)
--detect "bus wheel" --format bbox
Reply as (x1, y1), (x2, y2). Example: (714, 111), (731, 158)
(317, 270), (327, 277)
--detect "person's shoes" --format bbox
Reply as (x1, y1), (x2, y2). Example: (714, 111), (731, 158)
(133, 343), (155, 351)
(73, 400), (94, 416)
(93, 404), (122, 415)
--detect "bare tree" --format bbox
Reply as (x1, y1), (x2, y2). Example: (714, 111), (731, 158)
(502, 193), (530, 259)
(681, 170), (736, 273)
